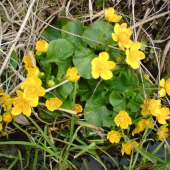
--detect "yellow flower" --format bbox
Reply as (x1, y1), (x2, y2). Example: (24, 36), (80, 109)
(27, 66), (40, 77)
(46, 98), (62, 111)
(144, 118), (154, 129)
(3, 112), (13, 123)
(66, 67), (80, 82)
(12, 90), (31, 117)
(132, 119), (146, 136)
(105, 8), (122, 22)
(148, 99), (161, 117)
(23, 51), (35, 70)
(70, 104), (83, 113)
(0, 123), (2, 131)
(125, 42), (145, 69)
(0, 93), (13, 111)
(140, 98), (161, 117)
(107, 130), (122, 143)
(36, 40), (49, 52)
(21, 77), (45, 107)
(132, 118), (154, 136)
(140, 99), (150, 117)
(156, 107), (170, 124)
(157, 124), (169, 141)
(159, 78), (170, 97)
(114, 110), (132, 129)
(0, 115), (2, 122)
(112, 23), (133, 51)
(121, 140), (139, 155)
(91, 52), (116, 80)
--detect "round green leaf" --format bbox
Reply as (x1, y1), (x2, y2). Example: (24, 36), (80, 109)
(84, 93), (113, 127)
(73, 46), (96, 79)
(41, 39), (74, 66)
(82, 21), (114, 48)
(61, 22), (85, 47)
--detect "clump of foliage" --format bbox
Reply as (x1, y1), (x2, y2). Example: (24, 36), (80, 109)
(0, 7), (170, 170)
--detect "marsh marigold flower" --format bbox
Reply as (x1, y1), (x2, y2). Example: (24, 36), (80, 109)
(0, 93), (13, 111)
(105, 8), (122, 22)
(114, 110), (132, 129)
(12, 90), (31, 117)
(46, 98), (62, 111)
(66, 67), (80, 82)
(132, 119), (146, 136)
(91, 52), (116, 80)
(36, 40), (49, 52)
(112, 23), (133, 51)
(156, 107), (170, 124)
(3, 112), (13, 123)
(121, 140), (139, 155)
(157, 124), (169, 141)
(126, 42), (145, 69)
(23, 51), (35, 70)
(70, 104), (83, 113)
(27, 66), (40, 77)
(159, 78), (170, 97)
(140, 98), (161, 117)
(107, 130), (122, 143)
(21, 77), (45, 107)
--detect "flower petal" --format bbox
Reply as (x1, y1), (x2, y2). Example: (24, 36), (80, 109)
(114, 23), (120, 35)
(107, 61), (116, 70)
(159, 88), (166, 97)
(92, 70), (99, 79)
(100, 70), (113, 80)
(160, 78), (165, 88)
(99, 52), (109, 61)
(111, 33), (118, 42)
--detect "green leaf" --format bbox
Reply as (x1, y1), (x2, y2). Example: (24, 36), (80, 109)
(84, 92), (113, 127)
(10, 50), (18, 69)
(109, 91), (125, 112)
(61, 22), (85, 47)
(41, 39), (74, 66)
(123, 89), (136, 98)
(82, 21), (114, 48)
(42, 23), (61, 41)
(56, 81), (73, 100)
(109, 69), (136, 93)
(57, 57), (71, 74)
(73, 46), (95, 79)
(42, 18), (69, 41)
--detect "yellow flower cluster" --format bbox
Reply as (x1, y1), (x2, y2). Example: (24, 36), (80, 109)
(132, 118), (154, 136)
(105, 7), (146, 69)
(159, 78), (170, 97)
(140, 98), (170, 141)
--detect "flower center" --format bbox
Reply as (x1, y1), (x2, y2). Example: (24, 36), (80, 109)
(117, 32), (129, 43)
(95, 62), (106, 74)
(26, 86), (38, 98)
(128, 50), (139, 61)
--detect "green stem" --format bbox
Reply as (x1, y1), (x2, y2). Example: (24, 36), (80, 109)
(96, 22), (110, 48)
(121, 128), (127, 142)
(59, 81), (78, 170)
